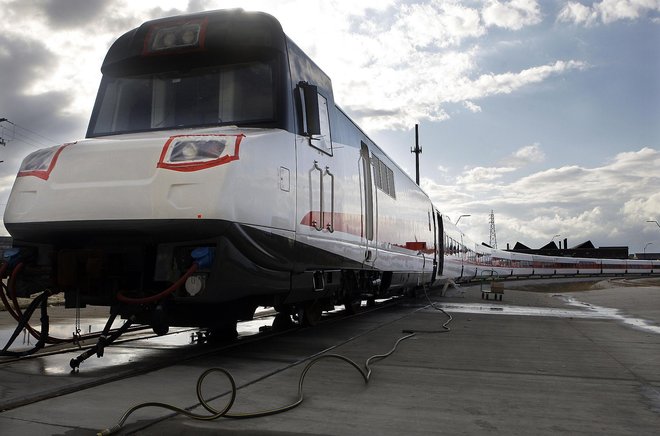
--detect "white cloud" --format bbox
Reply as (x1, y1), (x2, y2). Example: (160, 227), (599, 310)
(449, 143), (545, 191)
(394, 2), (485, 49)
(621, 191), (660, 224)
(482, 0), (542, 30)
(341, 58), (586, 131)
(425, 147), (660, 251)
(557, 2), (600, 26)
(463, 101), (483, 112)
(558, 0), (660, 26)
(456, 165), (517, 185)
(506, 143), (546, 166)
(265, 1), (583, 131)
(463, 60), (587, 99)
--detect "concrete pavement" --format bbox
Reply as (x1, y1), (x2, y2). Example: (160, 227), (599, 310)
(0, 278), (658, 435)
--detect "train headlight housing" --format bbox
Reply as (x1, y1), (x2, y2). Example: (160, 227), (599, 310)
(157, 134), (244, 172)
(17, 143), (70, 180)
(170, 140), (226, 162)
(143, 18), (207, 55)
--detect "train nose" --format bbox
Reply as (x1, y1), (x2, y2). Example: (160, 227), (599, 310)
(50, 140), (161, 185)
(4, 133), (244, 225)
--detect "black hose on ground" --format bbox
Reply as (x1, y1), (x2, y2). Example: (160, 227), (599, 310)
(98, 333), (415, 435)
(402, 286), (453, 334)
(97, 288), (453, 435)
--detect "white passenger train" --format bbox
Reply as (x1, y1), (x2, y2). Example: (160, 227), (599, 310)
(2, 10), (658, 335)
(442, 219), (658, 280)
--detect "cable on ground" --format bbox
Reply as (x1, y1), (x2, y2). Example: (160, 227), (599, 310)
(402, 285), (453, 334)
(98, 286), (452, 435)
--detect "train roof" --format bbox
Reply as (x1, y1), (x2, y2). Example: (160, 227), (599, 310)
(101, 9), (287, 76)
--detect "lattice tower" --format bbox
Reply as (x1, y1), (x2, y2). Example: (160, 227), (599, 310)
(489, 210), (498, 249)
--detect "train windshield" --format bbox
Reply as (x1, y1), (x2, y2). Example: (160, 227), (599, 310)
(88, 61), (276, 137)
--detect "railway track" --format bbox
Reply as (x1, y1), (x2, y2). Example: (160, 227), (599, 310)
(0, 296), (411, 413)
(0, 306), (280, 366)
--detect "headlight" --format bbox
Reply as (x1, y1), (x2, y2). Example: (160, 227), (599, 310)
(157, 134), (244, 172)
(169, 140), (227, 162)
(17, 143), (70, 180)
(143, 18), (207, 55)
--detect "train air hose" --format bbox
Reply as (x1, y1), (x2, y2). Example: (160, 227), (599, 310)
(71, 262), (199, 368)
(116, 263), (198, 305)
(0, 288), (51, 357)
(1, 262), (102, 346)
(0, 262), (58, 344)
(97, 287), (452, 435)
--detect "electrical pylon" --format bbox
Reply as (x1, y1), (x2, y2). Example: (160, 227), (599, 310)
(489, 210), (498, 249)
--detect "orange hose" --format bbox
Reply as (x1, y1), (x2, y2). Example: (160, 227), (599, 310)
(117, 263), (198, 305)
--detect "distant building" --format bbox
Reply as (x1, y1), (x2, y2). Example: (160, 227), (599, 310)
(505, 239), (629, 259)
(634, 253), (660, 261)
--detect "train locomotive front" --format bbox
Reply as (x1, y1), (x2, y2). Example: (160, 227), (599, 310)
(4, 12), (310, 334)
(2, 10), (440, 337)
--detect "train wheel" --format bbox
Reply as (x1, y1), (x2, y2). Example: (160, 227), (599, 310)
(206, 321), (237, 342)
(272, 312), (295, 331)
(299, 301), (322, 327)
(343, 296), (362, 315)
(151, 304), (169, 336)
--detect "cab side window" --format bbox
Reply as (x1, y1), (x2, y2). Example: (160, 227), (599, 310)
(313, 93), (332, 154)
(297, 81), (332, 155)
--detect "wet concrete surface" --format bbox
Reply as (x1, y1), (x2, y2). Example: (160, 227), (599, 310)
(0, 278), (659, 435)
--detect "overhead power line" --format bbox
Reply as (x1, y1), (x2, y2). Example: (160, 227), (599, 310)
(1, 117), (60, 151)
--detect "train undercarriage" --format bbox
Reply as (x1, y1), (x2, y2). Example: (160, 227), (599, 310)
(1, 219), (417, 367)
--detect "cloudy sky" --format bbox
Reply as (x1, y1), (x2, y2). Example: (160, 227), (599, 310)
(0, 0), (658, 253)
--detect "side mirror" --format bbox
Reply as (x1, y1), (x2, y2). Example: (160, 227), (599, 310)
(297, 82), (321, 136)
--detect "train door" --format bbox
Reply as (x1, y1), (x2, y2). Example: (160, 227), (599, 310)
(359, 142), (377, 266)
(433, 211), (444, 278)
(295, 83), (337, 253)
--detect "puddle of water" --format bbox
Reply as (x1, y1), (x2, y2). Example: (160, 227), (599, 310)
(0, 316), (127, 352)
(560, 296), (660, 335)
(238, 316), (275, 336)
(425, 302), (610, 319)
(426, 299), (660, 335)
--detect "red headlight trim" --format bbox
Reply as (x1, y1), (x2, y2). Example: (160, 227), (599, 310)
(157, 134), (244, 172)
(17, 143), (71, 180)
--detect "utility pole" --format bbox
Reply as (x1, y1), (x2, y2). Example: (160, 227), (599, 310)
(410, 123), (422, 185)
(0, 117), (7, 162)
(0, 118), (7, 147)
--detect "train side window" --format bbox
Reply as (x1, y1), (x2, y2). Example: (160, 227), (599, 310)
(387, 167), (396, 198)
(379, 160), (388, 192)
(370, 153), (396, 198)
(372, 155), (382, 189)
(297, 82), (332, 155)
(313, 93), (332, 153)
